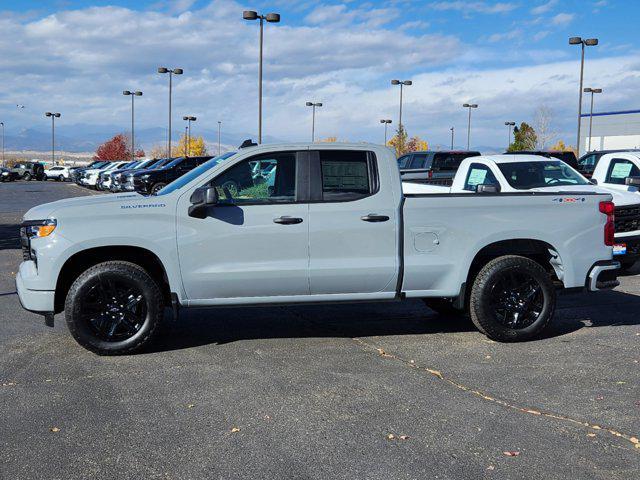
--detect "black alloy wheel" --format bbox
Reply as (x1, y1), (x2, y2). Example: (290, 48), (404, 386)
(79, 275), (147, 342)
(488, 270), (544, 329)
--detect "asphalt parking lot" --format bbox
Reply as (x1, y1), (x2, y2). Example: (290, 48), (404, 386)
(0, 181), (638, 479)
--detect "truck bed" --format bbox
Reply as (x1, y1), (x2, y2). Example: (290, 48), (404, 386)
(400, 191), (613, 297)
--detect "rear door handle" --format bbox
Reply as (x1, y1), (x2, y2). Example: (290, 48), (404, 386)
(361, 214), (390, 222)
(273, 216), (303, 225)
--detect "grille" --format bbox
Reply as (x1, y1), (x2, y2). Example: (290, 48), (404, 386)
(615, 204), (640, 233)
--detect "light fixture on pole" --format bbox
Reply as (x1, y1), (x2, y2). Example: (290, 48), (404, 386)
(45, 112), (61, 166)
(305, 102), (322, 142)
(158, 67), (183, 156)
(583, 87), (602, 152)
(217, 121), (222, 156)
(380, 119), (392, 144)
(462, 103), (478, 150)
(450, 126), (454, 150)
(123, 90), (142, 162)
(182, 116), (197, 156)
(391, 79), (412, 152)
(569, 36), (598, 156)
(504, 121), (515, 150)
(243, 10), (281, 144)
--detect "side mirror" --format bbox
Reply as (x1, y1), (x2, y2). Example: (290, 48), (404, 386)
(590, 178), (598, 185)
(188, 186), (218, 218)
(624, 176), (640, 187)
(475, 184), (500, 193)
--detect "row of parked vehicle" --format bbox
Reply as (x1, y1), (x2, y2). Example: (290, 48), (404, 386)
(0, 162), (74, 182)
(398, 148), (640, 270)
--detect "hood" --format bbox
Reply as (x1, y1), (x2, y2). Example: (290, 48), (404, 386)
(529, 184), (639, 207)
(23, 192), (142, 221)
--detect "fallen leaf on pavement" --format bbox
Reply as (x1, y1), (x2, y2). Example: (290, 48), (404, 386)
(503, 451), (520, 457)
(186, 404), (195, 409)
(399, 435), (409, 440)
(386, 434), (395, 440)
(50, 427), (60, 433)
(487, 465), (495, 471)
(587, 433), (596, 438)
(230, 427), (241, 433)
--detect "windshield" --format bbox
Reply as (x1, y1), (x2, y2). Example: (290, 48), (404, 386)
(148, 158), (173, 170)
(155, 152), (236, 196)
(162, 157), (186, 169)
(497, 161), (589, 189)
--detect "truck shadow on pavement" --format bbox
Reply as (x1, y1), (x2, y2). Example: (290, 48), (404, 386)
(0, 223), (20, 251)
(148, 289), (640, 353)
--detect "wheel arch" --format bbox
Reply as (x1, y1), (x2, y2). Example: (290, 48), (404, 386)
(54, 245), (171, 313)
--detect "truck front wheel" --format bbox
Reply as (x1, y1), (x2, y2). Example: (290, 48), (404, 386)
(469, 255), (555, 342)
(65, 261), (164, 355)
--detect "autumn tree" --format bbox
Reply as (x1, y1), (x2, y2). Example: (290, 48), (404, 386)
(387, 126), (428, 155)
(94, 133), (129, 161)
(550, 139), (578, 157)
(171, 133), (208, 157)
(149, 144), (168, 159)
(508, 122), (537, 151)
(534, 105), (557, 149)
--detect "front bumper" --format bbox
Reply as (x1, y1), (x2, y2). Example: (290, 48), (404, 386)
(15, 263), (55, 313)
(586, 260), (620, 291)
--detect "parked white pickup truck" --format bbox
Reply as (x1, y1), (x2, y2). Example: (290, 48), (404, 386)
(404, 154), (640, 268)
(17, 144), (619, 354)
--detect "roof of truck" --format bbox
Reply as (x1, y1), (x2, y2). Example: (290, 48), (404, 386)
(471, 154), (560, 164)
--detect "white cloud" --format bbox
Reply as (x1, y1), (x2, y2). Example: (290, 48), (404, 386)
(551, 12), (575, 25)
(532, 30), (551, 41)
(530, 0), (558, 15)
(486, 29), (522, 43)
(430, 1), (517, 14)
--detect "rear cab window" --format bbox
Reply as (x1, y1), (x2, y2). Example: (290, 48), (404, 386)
(313, 150), (377, 202)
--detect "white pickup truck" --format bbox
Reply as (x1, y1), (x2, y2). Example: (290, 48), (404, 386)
(16, 143), (619, 355)
(404, 154), (640, 268)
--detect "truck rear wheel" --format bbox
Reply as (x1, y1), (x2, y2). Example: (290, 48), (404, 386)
(65, 261), (164, 355)
(469, 255), (555, 342)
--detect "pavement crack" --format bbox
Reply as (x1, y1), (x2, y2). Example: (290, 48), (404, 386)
(351, 336), (640, 452)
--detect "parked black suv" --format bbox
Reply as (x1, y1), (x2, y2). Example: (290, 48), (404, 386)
(398, 151), (481, 183)
(11, 161), (45, 181)
(130, 156), (213, 194)
(576, 149), (640, 178)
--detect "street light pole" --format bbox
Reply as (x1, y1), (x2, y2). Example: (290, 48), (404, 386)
(158, 67), (183, 156)
(123, 90), (142, 162)
(391, 79), (412, 153)
(380, 119), (392, 144)
(569, 36), (598, 156)
(0, 122), (4, 167)
(217, 121), (222, 156)
(462, 103), (478, 150)
(182, 116), (196, 156)
(450, 127), (454, 150)
(45, 112), (61, 166)
(243, 10), (281, 144)
(306, 102), (322, 142)
(584, 88), (602, 152)
(504, 121), (515, 150)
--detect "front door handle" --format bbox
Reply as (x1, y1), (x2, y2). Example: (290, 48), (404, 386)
(361, 214), (390, 222)
(273, 216), (303, 225)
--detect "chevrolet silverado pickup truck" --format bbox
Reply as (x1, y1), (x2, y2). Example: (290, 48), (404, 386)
(17, 144), (619, 355)
(404, 154), (640, 268)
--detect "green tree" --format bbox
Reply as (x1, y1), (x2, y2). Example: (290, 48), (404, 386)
(508, 122), (537, 151)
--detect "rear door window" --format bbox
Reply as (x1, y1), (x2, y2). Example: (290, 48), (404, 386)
(318, 150), (375, 201)
(397, 155), (411, 169)
(606, 159), (640, 185)
(463, 163), (499, 191)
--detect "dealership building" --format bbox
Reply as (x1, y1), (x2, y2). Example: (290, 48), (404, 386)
(580, 109), (640, 153)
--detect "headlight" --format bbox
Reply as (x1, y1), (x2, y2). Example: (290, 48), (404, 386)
(22, 219), (57, 238)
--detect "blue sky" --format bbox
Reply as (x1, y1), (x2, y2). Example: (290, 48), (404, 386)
(0, 0), (639, 150)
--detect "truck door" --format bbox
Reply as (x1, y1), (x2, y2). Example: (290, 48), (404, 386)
(307, 149), (398, 295)
(176, 151), (310, 300)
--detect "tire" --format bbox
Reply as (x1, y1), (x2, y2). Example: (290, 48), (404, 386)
(43, 176), (48, 181)
(59, 175), (64, 182)
(65, 261), (164, 355)
(151, 183), (167, 194)
(24, 172), (31, 181)
(423, 298), (467, 316)
(469, 255), (556, 342)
